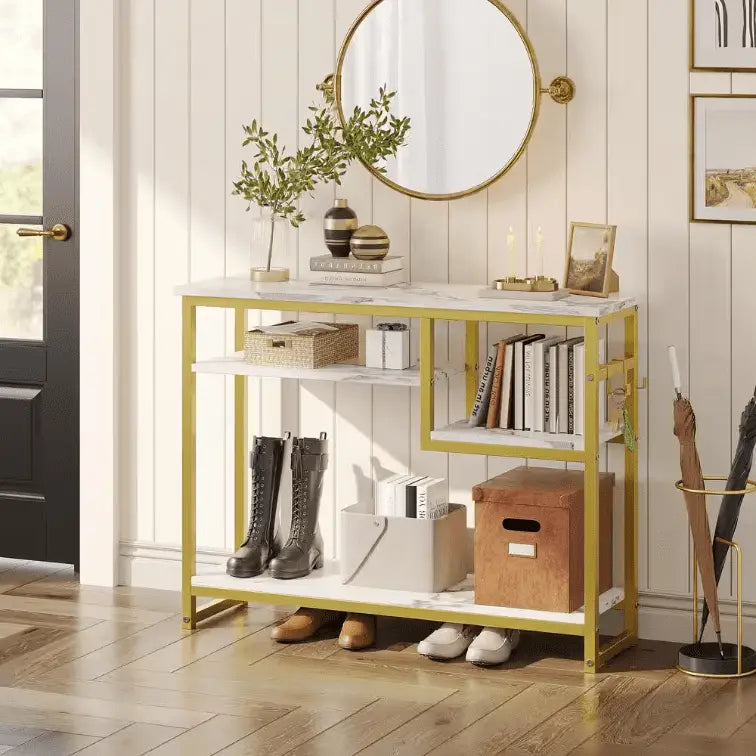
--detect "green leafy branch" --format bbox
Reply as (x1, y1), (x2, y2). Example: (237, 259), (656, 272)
(232, 84), (409, 271)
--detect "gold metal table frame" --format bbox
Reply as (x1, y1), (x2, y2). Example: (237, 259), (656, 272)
(179, 293), (640, 674)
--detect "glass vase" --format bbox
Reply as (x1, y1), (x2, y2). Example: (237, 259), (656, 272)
(250, 213), (293, 282)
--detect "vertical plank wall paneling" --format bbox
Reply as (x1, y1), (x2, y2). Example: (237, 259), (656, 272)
(190, 1), (228, 549)
(647, 0), (690, 595)
(224, 0), (263, 548)
(119, 0), (756, 613)
(152, 0), (189, 545)
(607, 0), (649, 589)
(123, 0), (156, 545)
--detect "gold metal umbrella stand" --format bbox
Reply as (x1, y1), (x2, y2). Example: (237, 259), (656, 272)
(670, 347), (756, 678)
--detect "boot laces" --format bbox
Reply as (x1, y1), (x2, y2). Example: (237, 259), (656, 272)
(246, 448), (265, 543)
(287, 445), (308, 546)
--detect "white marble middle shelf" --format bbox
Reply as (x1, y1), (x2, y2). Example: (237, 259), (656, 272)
(193, 353), (456, 387)
(431, 420), (622, 450)
(192, 562), (625, 626)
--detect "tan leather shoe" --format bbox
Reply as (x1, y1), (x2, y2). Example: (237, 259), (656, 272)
(338, 613), (376, 650)
(270, 607), (343, 643)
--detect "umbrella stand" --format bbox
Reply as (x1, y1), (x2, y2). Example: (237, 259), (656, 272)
(676, 475), (756, 679)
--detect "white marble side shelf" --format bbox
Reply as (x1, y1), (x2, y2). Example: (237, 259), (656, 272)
(192, 561), (624, 626)
(176, 277), (637, 319)
(431, 420), (621, 450)
(194, 353), (423, 387)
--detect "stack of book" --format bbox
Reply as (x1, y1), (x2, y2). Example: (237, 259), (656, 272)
(309, 254), (405, 287)
(375, 474), (448, 519)
(468, 334), (606, 435)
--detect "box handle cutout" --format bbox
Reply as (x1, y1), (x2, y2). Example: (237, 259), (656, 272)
(503, 517), (540, 533)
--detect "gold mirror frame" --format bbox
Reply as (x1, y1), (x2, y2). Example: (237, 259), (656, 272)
(333, 0), (575, 201)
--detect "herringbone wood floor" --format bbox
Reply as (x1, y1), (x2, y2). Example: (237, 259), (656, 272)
(0, 559), (753, 755)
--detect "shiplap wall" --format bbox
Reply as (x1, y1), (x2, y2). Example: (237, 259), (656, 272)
(118, 0), (756, 623)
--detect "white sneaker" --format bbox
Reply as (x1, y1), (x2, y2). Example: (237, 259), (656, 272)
(417, 623), (478, 660)
(465, 627), (521, 667)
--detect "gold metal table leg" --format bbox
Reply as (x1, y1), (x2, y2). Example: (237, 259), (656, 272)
(465, 321), (479, 417)
(234, 307), (248, 551)
(624, 308), (639, 641)
(182, 298), (197, 630)
(420, 318), (436, 447)
(583, 317), (600, 672)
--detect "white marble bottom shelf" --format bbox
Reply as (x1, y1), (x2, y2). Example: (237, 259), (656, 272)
(430, 420), (622, 450)
(192, 561), (624, 627)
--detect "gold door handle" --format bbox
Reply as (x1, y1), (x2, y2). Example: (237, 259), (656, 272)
(16, 223), (71, 241)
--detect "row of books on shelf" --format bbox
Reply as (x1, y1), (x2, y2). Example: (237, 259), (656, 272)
(468, 334), (606, 434)
(375, 474), (448, 519)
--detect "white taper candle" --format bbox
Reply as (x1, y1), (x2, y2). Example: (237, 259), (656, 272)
(668, 345), (682, 394)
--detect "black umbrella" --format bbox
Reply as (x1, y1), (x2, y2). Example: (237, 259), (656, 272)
(700, 385), (756, 641)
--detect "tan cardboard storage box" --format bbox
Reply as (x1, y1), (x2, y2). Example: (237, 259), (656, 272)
(473, 466), (613, 612)
(340, 503), (467, 593)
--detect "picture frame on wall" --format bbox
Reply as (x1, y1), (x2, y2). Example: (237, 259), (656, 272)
(691, 0), (756, 71)
(564, 223), (617, 299)
(691, 95), (756, 225)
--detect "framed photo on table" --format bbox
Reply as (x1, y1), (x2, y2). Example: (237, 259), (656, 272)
(691, 0), (756, 71)
(691, 95), (756, 225)
(564, 223), (617, 298)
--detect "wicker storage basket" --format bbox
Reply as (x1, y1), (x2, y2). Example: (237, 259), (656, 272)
(244, 321), (359, 369)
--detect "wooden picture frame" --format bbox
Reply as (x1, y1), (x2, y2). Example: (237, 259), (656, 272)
(690, 94), (756, 225)
(564, 223), (617, 299)
(691, 0), (756, 72)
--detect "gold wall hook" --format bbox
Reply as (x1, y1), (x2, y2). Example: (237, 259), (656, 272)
(541, 76), (575, 104)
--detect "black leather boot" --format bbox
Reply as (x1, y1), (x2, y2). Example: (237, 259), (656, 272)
(226, 436), (284, 578)
(268, 434), (328, 579)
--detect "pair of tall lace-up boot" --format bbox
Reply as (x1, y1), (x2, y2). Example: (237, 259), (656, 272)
(226, 433), (328, 580)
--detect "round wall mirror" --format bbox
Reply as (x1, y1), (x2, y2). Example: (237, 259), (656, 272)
(336, 0), (567, 201)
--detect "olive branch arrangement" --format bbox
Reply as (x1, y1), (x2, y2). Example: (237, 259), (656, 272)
(232, 85), (410, 272)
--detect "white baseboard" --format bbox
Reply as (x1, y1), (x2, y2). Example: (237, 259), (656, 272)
(119, 540), (756, 646)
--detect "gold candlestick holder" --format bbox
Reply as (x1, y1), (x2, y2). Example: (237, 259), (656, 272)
(493, 276), (560, 293)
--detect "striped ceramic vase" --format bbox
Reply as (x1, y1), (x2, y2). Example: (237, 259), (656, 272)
(323, 198), (358, 258)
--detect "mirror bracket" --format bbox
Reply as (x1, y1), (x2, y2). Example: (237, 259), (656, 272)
(317, 74), (335, 104)
(541, 76), (575, 105)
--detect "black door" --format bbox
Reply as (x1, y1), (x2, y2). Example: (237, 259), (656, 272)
(0, 1), (78, 566)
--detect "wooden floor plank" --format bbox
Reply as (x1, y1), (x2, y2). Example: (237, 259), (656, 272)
(0, 563), (69, 596)
(0, 705), (126, 738)
(71, 722), (185, 755)
(27, 678), (293, 722)
(214, 704), (372, 756)
(670, 675), (756, 738)
(0, 686), (213, 729)
(510, 675), (662, 755)
(0, 594), (171, 625)
(427, 682), (596, 755)
(359, 686), (527, 756)
(0, 725), (46, 747)
(146, 714), (289, 756)
(595, 673), (728, 747)
(287, 697), (443, 756)
(3, 731), (99, 755)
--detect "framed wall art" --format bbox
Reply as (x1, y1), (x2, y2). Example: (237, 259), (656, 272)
(564, 223), (617, 298)
(691, 0), (756, 71)
(691, 95), (756, 225)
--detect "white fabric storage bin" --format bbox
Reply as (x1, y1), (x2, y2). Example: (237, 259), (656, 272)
(365, 328), (410, 369)
(339, 503), (467, 592)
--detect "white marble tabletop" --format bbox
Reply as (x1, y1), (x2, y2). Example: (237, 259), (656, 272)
(175, 276), (637, 318)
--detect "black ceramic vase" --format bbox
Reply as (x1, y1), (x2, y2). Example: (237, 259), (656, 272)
(323, 198), (358, 257)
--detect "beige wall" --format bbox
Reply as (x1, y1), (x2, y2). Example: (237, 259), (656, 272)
(116, 0), (756, 640)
